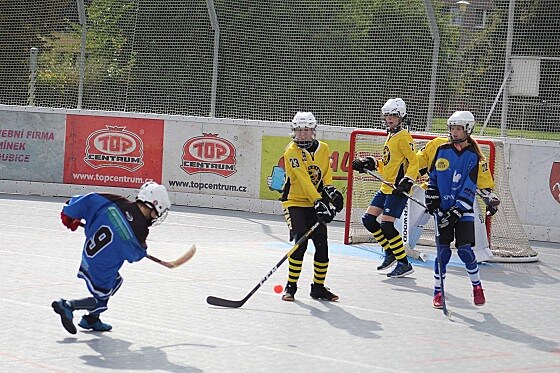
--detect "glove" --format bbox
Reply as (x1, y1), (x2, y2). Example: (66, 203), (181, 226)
(60, 211), (81, 231)
(351, 156), (377, 174)
(438, 206), (462, 229)
(314, 199), (336, 223)
(479, 188), (500, 207)
(425, 188), (440, 214)
(486, 205), (498, 216)
(392, 177), (413, 195)
(322, 185), (344, 213)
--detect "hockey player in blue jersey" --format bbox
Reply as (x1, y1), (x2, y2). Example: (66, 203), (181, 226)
(425, 111), (486, 309)
(52, 181), (171, 334)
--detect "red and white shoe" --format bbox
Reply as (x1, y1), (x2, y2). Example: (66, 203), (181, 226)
(473, 285), (486, 306)
(433, 292), (443, 309)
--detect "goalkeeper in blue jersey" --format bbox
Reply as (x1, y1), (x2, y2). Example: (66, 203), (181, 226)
(52, 181), (171, 334)
(425, 111), (486, 309)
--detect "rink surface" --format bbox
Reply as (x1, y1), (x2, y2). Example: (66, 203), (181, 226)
(1, 193), (559, 373)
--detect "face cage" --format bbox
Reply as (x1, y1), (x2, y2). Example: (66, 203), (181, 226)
(151, 209), (169, 226)
(291, 128), (316, 149)
(448, 123), (472, 143)
(381, 114), (404, 133)
(143, 201), (169, 226)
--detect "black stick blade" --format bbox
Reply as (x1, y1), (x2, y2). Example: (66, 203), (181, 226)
(206, 296), (245, 308)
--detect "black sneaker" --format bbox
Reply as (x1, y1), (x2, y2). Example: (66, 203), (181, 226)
(51, 299), (77, 334)
(310, 283), (339, 301)
(387, 262), (414, 278)
(282, 282), (297, 301)
(78, 315), (112, 331)
(377, 253), (396, 271)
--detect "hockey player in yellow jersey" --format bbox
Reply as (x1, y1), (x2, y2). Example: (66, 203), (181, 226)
(281, 111), (343, 302)
(351, 98), (420, 277)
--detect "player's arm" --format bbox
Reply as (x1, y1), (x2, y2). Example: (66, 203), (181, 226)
(392, 135), (418, 195)
(477, 159), (495, 190)
(475, 159), (500, 215)
(456, 156), (480, 213)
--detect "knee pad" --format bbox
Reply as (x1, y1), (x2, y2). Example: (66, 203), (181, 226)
(380, 221), (399, 240)
(457, 244), (476, 265)
(362, 213), (380, 233)
(434, 245), (452, 273)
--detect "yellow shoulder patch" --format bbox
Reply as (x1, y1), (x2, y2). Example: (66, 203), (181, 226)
(435, 158), (449, 171)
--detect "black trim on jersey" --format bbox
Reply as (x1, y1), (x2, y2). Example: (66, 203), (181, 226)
(281, 178), (291, 202)
(99, 193), (151, 247)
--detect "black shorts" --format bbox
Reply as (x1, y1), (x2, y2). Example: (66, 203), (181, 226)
(438, 221), (475, 247)
(284, 206), (328, 262)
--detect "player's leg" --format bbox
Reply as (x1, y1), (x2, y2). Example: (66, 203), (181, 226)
(362, 191), (396, 270)
(397, 186), (430, 250)
(309, 217), (338, 301)
(382, 194), (414, 278)
(456, 221), (485, 306)
(77, 269), (122, 331)
(433, 225), (453, 308)
(281, 207), (310, 301)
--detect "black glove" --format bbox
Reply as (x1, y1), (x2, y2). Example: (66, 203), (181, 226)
(438, 206), (462, 229)
(486, 205), (498, 216)
(351, 156), (377, 174)
(322, 185), (344, 213)
(479, 188), (501, 207)
(425, 187), (440, 214)
(392, 177), (413, 195)
(314, 199), (336, 223)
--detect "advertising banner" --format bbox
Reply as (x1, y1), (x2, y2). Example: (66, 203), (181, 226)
(259, 135), (351, 201)
(0, 110), (65, 182)
(162, 120), (257, 198)
(63, 114), (164, 188)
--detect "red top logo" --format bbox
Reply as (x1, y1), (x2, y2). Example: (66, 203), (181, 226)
(181, 133), (237, 177)
(550, 162), (560, 205)
(84, 126), (144, 172)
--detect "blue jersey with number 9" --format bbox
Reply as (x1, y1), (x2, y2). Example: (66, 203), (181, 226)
(63, 193), (149, 294)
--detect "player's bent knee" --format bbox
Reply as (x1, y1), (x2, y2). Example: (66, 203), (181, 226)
(362, 213), (380, 233)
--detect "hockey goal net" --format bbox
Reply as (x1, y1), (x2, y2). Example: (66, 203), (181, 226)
(344, 129), (538, 263)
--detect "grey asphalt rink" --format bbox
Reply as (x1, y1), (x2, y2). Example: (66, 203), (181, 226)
(1, 194), (559, 372)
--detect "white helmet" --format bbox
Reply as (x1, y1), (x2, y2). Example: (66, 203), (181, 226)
(137, 181), (171, 224)
(291, 111), (317, 149)
(381, 98), (407, 118)
(447, 111), (475, 138)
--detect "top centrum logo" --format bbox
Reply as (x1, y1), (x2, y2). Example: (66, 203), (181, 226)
(181, 133), (237, 177)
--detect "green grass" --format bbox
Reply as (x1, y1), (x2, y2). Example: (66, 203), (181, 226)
(428, 118), (560, 141)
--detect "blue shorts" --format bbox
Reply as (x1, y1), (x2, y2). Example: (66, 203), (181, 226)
(370, 190), (407, 218)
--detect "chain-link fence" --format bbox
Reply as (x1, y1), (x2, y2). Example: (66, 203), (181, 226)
(1, 0), (558, 139)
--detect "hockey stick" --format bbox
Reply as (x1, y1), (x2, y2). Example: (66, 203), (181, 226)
(79, 223), (195, 269)
(145, 245), (196, 269)
(206, 221), (321, 308)
(363, 169), (428, 262)
(365, 169), (427, 210)
(433, 213), (453, 320)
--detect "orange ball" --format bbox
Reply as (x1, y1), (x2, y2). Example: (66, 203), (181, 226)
(273, 284), (283, 294)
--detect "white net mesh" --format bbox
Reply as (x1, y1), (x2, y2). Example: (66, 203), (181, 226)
(345, 129), (538, 263)
(0, 1), (558, 139)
